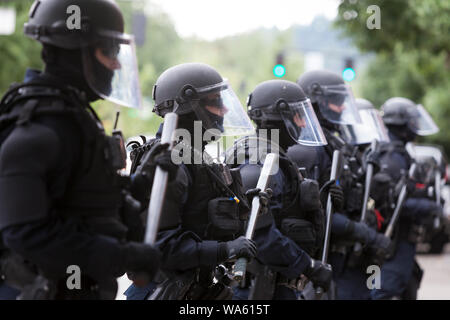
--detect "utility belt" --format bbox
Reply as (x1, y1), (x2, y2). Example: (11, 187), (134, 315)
(0, 251), (41, 296)
(346, 244), (384, 269)
(330, 243), (349, 256)
(276, 274), (307, 292)
(149, 267), (233, 300)
(0, 251), (116, 300)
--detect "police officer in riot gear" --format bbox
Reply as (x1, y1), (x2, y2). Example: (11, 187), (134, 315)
(124, 63), (258, 300)
(370, 97), (442, 300)
(323, 98), (393, 299)
(291, 71), (391, 299)
(226, 80), (333, 300)
(0, 0), (162, 299)
(405, 144), (448, 254)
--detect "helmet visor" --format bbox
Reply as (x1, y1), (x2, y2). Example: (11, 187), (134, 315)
(83, 35), (142, 109)
(406, 144), (443, 166)
(318, 84), (362, 125)
(192, 80), (255, 137)
(280, 99), (327, 146)
(408, 104), (439, 136)
(343, 108), (390, 145)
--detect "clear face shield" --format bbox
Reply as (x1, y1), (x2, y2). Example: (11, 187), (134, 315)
(191, 80), (255, 137)
(407, 144), (443, 166)
(408, 104), (439, 136)
(279, 99), (328, 146)
(317, 84), (362, 125)
(82, 31), (142, 109)
(342, 108), (390, 145)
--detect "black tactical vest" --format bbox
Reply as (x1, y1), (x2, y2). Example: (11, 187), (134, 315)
(129, 138), (249, 241)
(0, 80), (128, 240)
(225, 136), (324, 257)
(322, 128), (366, 218)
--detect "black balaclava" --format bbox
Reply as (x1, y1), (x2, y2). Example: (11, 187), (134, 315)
(41, 44), (113, 102)
(87, 46), (115, 97)
(313, 101), (341, 133)
(387, 124), (417, 144)
(256, 120), (296, 152)
(176, 111), (220, 150)
(199, 96), (225, 132)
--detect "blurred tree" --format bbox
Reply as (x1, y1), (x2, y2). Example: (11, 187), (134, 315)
(0, 0), (42, 94)
(335, 0), (450, 154)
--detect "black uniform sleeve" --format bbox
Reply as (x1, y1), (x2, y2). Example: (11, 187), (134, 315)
(0, 123), (59, 229)
(0, 121), (128, 282)
(2, 219), (125, 283)
(154, 165), (224, 272)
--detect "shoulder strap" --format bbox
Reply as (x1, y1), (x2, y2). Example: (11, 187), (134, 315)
(0, 80), (101, 139)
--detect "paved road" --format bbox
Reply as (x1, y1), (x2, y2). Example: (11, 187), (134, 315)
(416, 244), (450, 300)
(116, 244), (450, 300)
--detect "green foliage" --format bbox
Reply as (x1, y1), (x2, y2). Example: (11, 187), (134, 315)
(335, 0), (450, 155)
(0, 0), (42, 94)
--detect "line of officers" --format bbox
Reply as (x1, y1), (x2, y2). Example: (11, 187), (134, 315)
(0, 0), (445, 300)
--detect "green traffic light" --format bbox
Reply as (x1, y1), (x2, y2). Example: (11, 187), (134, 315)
(342, 68), (356, 81)
(273, 64), (286, 78)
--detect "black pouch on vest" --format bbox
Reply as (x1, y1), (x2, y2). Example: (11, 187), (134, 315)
(208, 197), (241, 238)
(105, 130), (127, 171)
(345, 184), (364, 213)
(299, 179), (320, 212)
(280, 218), (316, 256)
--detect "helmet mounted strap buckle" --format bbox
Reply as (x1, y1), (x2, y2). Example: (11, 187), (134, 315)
(178, 85), (198, 104)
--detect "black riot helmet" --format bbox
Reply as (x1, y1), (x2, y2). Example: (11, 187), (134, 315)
(24, 0), (142, 108)
(341, 98), (390, 146)
(297, 70), (361, 130)
(152, 63), (254, 136)
(381, 97), (439, 140)
(247, 80), (326, 147)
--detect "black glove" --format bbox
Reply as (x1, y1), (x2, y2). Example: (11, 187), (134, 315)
(121, 242), (161, 287)
(418, 203), (443, 227)
(121, 191), (145, 242)
(430, 203), (443, 218)
(320, 180), (344, 211)
(365, 149), (380, 169)
(225, 236), (257, 260)
(245, 188), (273, 215)
(139, 143), (179, 182)
(351, 221), (391, 250)
(303, 259), (333, 291)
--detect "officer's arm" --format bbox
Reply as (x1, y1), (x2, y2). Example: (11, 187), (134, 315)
(402, 197), (441, 220)
(153, 165), (228, 272)
(331, 212), (353, 236)
(331, 212), (370, 243)
(253, 222), (312, 279)
(0, 123), (130, 281)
